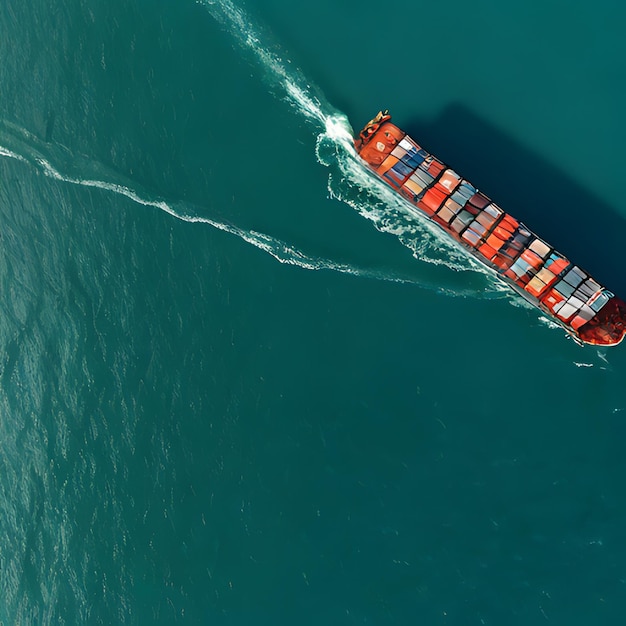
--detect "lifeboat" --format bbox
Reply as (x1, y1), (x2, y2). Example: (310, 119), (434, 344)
(355, 111), (626, 346)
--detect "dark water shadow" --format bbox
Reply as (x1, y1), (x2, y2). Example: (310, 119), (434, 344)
(405, 104), (626, 296)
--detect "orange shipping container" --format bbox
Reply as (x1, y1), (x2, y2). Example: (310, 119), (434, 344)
(479, 243), (497, 260)
(377, 155), (399, 176)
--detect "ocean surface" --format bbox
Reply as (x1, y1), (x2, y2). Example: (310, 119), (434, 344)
(1, 0), (626, 623)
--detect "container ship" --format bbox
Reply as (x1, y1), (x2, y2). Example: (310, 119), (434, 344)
(355, 111), (626, 346)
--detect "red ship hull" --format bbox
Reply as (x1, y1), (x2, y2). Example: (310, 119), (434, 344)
(355, 112), (626, 346)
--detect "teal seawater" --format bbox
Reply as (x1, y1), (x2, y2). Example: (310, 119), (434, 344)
(1, 0), (626, 623)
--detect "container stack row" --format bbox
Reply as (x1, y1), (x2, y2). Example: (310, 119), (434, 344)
(374, 133), (611, 330)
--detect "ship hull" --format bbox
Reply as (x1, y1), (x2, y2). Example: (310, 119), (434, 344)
(355, 112), (626, 346)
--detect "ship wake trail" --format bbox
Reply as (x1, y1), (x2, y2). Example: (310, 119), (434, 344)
(198, 0), (507, 296)
(0, 1), (508, 297)
(195, 0), (332, 128)
(0, 121), (435, 287)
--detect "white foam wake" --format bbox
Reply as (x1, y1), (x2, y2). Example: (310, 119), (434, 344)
(196, 0), (334, 129)
(0, 122), (441, 288)
(197, 0), (509, 290)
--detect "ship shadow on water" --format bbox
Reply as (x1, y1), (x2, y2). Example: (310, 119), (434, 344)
(405, 104), (626, 297)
